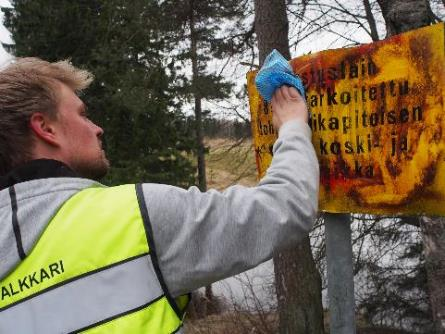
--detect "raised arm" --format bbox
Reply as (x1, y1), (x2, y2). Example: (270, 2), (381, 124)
(140, 86), (319, 296)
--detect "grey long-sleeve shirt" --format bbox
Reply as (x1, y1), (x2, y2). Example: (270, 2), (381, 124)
(141, 119), (319, 296)
(0, 119), (319, 298)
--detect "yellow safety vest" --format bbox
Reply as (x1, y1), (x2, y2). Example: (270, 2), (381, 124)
(0, 184), (189, 333)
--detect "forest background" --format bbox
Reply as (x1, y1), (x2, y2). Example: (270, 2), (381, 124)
(1, 0), (444, 333)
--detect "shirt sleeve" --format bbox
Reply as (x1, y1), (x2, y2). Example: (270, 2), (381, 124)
(140, 119), (319, 297)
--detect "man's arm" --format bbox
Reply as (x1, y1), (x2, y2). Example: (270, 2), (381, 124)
(140, 86), (319, 296)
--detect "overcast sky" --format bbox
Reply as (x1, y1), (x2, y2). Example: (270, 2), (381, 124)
(0, 0), (12, 66)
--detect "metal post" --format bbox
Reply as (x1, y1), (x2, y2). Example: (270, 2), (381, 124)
(325, 213), (356, 334)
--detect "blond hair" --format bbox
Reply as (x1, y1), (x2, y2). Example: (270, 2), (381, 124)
(0, 57), (94, 175)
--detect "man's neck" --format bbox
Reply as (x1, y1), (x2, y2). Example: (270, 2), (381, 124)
(0, 159), (79, 190)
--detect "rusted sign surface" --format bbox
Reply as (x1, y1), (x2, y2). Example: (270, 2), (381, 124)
(247, 23), (445, 215)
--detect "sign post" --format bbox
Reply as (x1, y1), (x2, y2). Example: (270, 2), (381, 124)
(247, 23), (444, 333)
(325, 213), (355, 334)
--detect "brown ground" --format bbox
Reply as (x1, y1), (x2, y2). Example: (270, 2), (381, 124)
(185, 311), (415, 334)
(204, 137), (257, 191)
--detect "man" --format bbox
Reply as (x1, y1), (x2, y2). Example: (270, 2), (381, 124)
(0, 58), (318, 333)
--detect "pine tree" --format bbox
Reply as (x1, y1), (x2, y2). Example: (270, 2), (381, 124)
(159, 0), (246, 308)
(4, 0), (195, 187)
(160, 0), (244, 189)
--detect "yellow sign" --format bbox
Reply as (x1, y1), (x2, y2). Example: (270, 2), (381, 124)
(248, 23), (445, 215)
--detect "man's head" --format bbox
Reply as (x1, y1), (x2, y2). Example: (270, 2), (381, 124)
(0, 57), (109, 179)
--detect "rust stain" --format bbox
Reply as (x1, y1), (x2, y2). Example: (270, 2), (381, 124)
(385, 159), (402, 177)
(247, 23), (445, 215)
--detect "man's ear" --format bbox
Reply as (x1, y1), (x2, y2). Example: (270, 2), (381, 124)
(29, 112), (59, 147)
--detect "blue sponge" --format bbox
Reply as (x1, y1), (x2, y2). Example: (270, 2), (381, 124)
(255, 49), (305, 102)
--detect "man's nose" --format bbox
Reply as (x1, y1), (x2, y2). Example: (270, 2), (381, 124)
(94, 123), (104, 137)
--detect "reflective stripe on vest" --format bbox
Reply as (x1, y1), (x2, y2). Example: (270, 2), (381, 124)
(0, 184), (188, 333)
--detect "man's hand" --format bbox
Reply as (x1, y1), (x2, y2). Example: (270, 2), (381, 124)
(271, 86), (307, 131)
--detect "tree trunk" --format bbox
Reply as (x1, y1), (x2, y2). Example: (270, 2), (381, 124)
(377, 1), (444, 332)
(274, 237), (325, 334)
(254, 0), (324, 333)
(377, 0), (433, 37)
(189, 1), (207, 194)
(189, 0), (213, 312)
(255, 0), (290, 60)
(363, 0), (380, 41)
(420, 216), (445, 334)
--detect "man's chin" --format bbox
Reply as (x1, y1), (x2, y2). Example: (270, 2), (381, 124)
(75, 158), (110, 180)
(94, 159), (110, 180)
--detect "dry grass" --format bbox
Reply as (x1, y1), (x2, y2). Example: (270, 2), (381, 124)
(204, 137), (257, 190)
(185, 311), (278, 334)
(185, 313), (416, 334)
(184, 311), (416, 334)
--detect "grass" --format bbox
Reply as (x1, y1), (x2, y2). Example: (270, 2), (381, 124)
(185, 311), (278, 334)
(204, 137), (258, 190)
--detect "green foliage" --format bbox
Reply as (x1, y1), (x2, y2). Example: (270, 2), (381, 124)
(5, 0), (195, 187)
(159, 0), (245, 112)
(160, 0), (245, 54)
(157, 0), (248, 194)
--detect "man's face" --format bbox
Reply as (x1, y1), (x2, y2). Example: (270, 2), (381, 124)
(55, 83), (109, 179)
